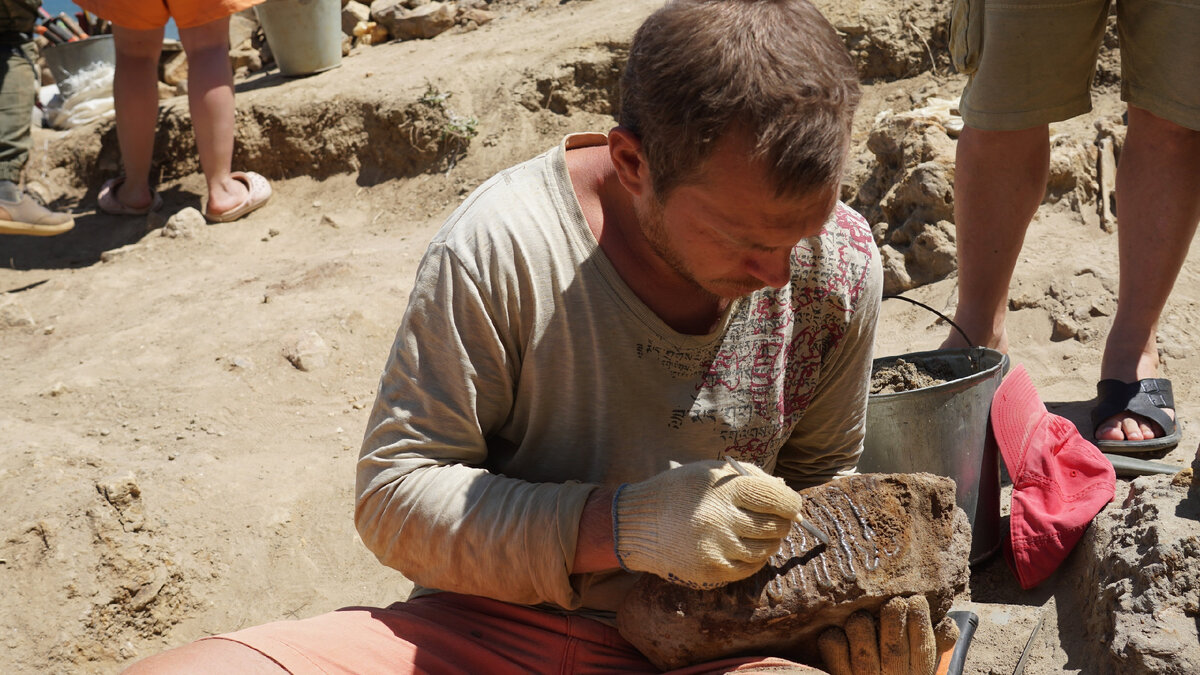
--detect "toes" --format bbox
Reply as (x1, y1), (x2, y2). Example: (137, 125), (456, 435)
(1099, 411), (1173, 441)
(1120, 417), (1146, 441)
(1096, 419), (1124, 441)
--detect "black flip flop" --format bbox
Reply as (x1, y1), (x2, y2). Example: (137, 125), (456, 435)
(1091, 378), (1182, 453)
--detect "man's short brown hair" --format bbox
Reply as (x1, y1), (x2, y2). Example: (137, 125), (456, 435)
(619, 0), (860, 200)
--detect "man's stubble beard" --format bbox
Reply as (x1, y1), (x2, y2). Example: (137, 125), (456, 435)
(640, 198), (765, 301)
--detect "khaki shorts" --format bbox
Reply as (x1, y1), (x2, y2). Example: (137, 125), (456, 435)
(77, 0), (264, 30)
(950, 0), (1200, 131)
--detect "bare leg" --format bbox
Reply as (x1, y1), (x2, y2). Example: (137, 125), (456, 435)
(1095, 105), (1200, 442)
(111, 25), (164, 210)
(942, 125), (1050, 352)
(123, 638), (286, 674)
(179, 18), (249, 217)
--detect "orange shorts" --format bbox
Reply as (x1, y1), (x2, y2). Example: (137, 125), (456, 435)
(76, 0), (265, 30)
(202, 592), (820, 674)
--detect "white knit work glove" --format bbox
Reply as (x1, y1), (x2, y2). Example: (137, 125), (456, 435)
(612, 459), (805, 589)
(817, 595), (959, 675)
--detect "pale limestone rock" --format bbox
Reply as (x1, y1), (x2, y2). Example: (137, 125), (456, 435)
(1063, 473), (1200, 673)
(343, 0), (371, 35)
(284, 331), (330, 372)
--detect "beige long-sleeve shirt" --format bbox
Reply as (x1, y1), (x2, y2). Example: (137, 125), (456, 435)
(356, 133), (882, 622)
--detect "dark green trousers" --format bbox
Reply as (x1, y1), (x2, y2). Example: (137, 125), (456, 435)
(0, 40), (35, 183)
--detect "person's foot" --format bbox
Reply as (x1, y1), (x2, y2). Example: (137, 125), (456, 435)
(98, 177), (163, 216)
(1095, 347), (1174, 443)
(203, 173), (253, 219)
(1095, 408), (1175, 442)
(203, 172), (272, 223)
(114, 180), (155, 212)
(0, 192), (75, 236)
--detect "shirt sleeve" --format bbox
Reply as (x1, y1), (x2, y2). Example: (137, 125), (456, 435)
(774, 240), (882, 490)
(355, 242), (597, 609)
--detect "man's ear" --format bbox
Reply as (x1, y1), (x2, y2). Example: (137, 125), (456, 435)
(608, 126), (651, 198)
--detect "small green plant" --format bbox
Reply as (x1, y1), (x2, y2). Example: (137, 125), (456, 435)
(420, 82), (479, 168)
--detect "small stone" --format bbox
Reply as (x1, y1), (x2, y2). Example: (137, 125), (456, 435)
(283, 331), (330, 372)
(384, 1), (457, 40)
(907, 220), (957, 282)
(459, 8), (494, 25)
(96, 473), (145, 532)
(0, 296), (35, 328)
(1051, 313), (1089, 342)
(228, 10), (259, 48)
(163, 207), (205, 238)
(229, 46), (262, 74)
(100, 243), (142, 262)
(1088, 297), (1115, 317)
(879, 244), (912, 295)
(342, 0), (371, 35)
(160, 49), (188, 86)
(352, 20), (389, 44)
(42, 325), (54, 335)
(1009, 293), (1042, 311)
(24, 180), (53, 205)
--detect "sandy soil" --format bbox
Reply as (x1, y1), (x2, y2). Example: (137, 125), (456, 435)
(1, 0), (1196, 672)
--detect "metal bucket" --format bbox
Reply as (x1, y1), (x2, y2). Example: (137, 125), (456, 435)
(42, 35), (115, 99)
(254, 0), (343, 77)
(860, 347), (1008, 565)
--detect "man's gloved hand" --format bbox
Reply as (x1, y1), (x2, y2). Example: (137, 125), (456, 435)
(817, 595), (959, 675)
(612, 459), (804, 589)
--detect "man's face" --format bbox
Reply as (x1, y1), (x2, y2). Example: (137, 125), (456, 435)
(636, 134), (839, 300)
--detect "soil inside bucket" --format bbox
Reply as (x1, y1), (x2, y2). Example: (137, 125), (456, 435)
(870, 357), (957, 394)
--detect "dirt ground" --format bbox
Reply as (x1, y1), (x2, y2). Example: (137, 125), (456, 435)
(2, 0), (1197, 672)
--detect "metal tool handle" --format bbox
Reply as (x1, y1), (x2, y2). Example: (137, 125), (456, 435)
(941, 610), (978, 675)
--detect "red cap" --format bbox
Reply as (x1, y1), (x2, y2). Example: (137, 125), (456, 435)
(991, 364), (1116, 589)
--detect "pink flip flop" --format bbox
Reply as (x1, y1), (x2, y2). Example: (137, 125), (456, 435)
(97, 177), (163, 216)
(204, 171), (272, 223)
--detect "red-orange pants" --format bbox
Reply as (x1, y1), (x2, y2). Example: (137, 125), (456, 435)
(75, 0), (264, 30)
(207, 592), (822, 674)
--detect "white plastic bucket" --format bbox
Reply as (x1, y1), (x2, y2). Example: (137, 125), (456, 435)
(254, 0), (342, 77)
(860, 347), (1008, 566)
(43, 35), (116, 99)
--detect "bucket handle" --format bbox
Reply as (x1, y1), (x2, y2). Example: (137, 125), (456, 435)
(881, 294), (986, 371)
(882, 294), (974, 347)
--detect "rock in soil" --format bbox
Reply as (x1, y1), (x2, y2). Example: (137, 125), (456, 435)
(616, 473), (971, 670)
(1062, 473), (1200, 673)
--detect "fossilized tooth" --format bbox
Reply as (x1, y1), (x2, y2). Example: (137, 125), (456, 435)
(616, 473), (971, 670)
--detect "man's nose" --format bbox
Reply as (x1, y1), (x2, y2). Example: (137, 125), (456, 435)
(745, 251), (792, 288)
